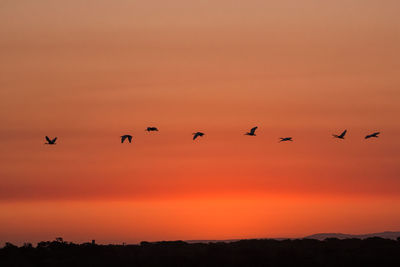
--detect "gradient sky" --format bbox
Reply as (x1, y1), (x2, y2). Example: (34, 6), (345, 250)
(1, 0), (400, 245)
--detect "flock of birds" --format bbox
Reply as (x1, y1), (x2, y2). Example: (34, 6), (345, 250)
(44, 127), (381, 145)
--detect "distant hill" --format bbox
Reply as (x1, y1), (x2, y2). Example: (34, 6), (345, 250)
(186, 239), (241, 244)
(185, 238), (290, 244)
(185, 231), (400, 243)
(304, 231), (400, 240)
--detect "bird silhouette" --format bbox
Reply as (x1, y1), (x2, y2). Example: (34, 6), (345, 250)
(121, 135), (132, 143)
(45, 136), (57, 145)
(279, 137), (293, 142)
(365, 132), (380, 139)
(145, 127), (159, 132)
(192, 132), (205, 140)
(245, 126), (258, 136)
(333, 129), (347, 139)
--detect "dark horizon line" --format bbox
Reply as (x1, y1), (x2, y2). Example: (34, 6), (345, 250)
(3, 230), (400, 247)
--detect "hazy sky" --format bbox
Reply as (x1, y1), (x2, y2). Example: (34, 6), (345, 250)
(1, 0), (400, 245)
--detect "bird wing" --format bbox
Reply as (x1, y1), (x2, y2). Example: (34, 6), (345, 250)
(121, 136), (126, 143)
(340, 130), (347, 138)
(366, 132), (380, 139)
(51, 137), (57, 143)
(45, 136), (51, 143)
(250, 127), (258, 134)
(193, 133), (199, 140)
(127, 136), (132, 143)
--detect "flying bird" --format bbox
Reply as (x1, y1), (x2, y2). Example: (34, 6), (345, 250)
(121, 135), (132, 143)
(145, 127), (159, 132)
(45, 136), (57, 145)
(365, 132), (380, 139)
(245, 126), (258, 136)
(333, 129), (347, 139)
(279, 137), (293, 142)
(192, 132), (205, 140)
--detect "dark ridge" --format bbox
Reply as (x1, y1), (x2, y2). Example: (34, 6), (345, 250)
(2, 237), (400, 266)
(305, 231), (400, 240)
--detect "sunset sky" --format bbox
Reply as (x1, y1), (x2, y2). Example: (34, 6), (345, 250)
(1, 0), (400, 245)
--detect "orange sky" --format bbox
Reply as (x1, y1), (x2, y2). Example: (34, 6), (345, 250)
(1, 0), (400, 245)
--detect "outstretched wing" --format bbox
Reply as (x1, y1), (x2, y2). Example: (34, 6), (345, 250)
(45, 136), (51, 143)
(339, 130), (347, 138)
(193, 133), (199, 140)
(121, 136), (126, 143)
(127, 136), (132, 143)
(51, 137), (57, 143)
(250, 126), (258, 135)
(366, 132), (380, 139)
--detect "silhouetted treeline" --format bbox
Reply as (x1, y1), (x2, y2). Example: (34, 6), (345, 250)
(2, 237), (400, 267)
